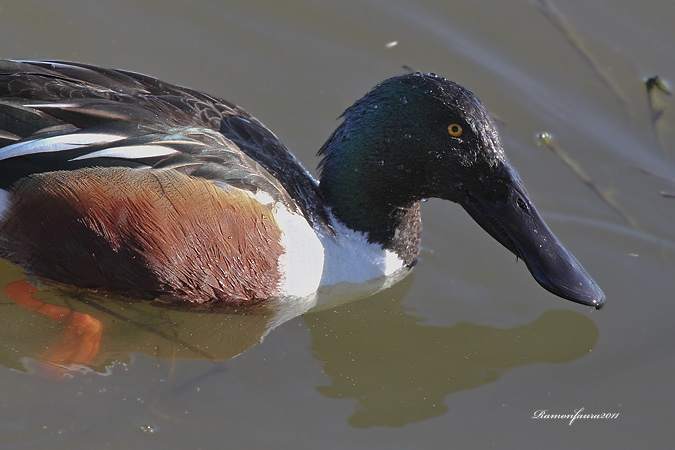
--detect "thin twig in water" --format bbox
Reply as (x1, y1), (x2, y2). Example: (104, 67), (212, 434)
(537, 0), (628, 107)
(645, 75), (672, 156)
(537, 132), (637, 228)
(633, 165), (675, 184)
(636, 166), (675, 199)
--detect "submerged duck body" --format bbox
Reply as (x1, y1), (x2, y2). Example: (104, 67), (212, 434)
(0, 60), (604, 309)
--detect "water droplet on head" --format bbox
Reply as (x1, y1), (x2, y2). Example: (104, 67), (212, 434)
(428, 72), (437, 77)
(414, 71), (423, 77)
(377, 160), (385, 167)
(400, 97), (407, 104)
(404, 133), (412, 139)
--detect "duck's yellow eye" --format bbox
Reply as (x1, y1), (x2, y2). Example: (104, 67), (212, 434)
(448, 123), (463, 137)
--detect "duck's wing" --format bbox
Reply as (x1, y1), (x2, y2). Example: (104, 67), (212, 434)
(0, 60), (331, 231)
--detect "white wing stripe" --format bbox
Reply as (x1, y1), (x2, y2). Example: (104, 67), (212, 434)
(14, 60), (75, 70)
(22, 103), (80, 109)
(69, 145), (179, 161)
(0, 133), (126, 161)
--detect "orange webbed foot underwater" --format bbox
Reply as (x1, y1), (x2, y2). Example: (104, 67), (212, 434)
(4, 280), (103, 369)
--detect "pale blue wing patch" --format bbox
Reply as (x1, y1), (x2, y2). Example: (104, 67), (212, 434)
(0, 188), (10, 219)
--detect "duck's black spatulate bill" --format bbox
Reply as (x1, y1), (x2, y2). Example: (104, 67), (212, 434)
(461, 169), (605, 309)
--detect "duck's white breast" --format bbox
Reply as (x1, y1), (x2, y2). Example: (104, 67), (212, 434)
(274, 204), (407, 305)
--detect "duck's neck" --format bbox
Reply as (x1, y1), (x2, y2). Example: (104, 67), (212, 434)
(323, 176), (422, 266)
(318, 126), (424, 267)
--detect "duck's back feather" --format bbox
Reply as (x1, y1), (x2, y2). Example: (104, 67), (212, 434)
(0, 60), (331, 232)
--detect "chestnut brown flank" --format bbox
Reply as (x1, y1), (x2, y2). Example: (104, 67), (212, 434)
(0, 167), (284, 304)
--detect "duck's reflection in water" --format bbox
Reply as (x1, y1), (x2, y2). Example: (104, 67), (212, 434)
(305, 276), (599, 428)
(1, 263), (597, 429)
(0, 261), (310, 375)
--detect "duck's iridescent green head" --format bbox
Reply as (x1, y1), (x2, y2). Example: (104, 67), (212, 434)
(319, 73), (604, 308)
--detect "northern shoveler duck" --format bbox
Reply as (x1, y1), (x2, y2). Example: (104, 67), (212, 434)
(0, 60), (604, 310)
